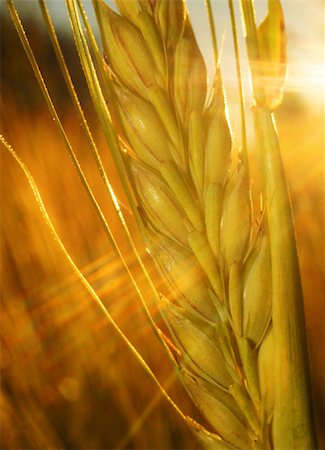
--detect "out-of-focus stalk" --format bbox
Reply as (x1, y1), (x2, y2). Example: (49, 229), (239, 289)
(240, 0), (317, 448)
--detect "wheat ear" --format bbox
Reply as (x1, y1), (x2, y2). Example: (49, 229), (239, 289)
(91, 0), (317, 448)
(91, 1), (280, 448)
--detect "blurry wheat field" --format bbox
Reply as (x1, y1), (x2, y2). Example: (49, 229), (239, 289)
(1, 4), (324, 450)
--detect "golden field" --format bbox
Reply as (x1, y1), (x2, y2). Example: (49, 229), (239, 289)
(1, 5), (324, 449)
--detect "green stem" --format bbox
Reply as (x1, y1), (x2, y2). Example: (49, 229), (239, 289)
(254, 108), (316, 449)
(239, 0), (316, 447)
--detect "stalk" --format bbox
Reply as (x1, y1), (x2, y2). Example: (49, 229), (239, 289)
(255, 108), (316, 449)
(240, 0), (316, 447)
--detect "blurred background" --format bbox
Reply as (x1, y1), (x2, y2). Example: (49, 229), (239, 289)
(1, 1), (324, 449)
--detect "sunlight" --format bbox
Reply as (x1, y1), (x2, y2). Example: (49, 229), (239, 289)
(287, 62), (325, 100)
